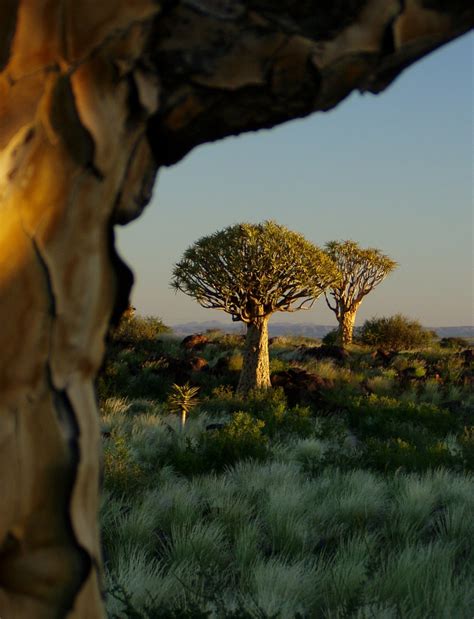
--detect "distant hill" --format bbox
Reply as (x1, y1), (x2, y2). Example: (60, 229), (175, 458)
(433, 326), (474, 339)
(172, 321), (474, 340)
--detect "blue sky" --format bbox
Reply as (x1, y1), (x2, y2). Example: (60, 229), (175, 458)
(117, 33), (473, 328)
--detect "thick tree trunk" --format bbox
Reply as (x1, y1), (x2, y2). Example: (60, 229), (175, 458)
(0, 3), (159, 617)
(0, 1), (472, 616)
(338, 311), (358, 346)
(237, 318), (271, 395)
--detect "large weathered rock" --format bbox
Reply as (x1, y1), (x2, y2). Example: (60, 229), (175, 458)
(299, 344), (350, 363)
(0, 1), (472, 616)
(181, 333), (210, 351)
(271, 367), (333, 407)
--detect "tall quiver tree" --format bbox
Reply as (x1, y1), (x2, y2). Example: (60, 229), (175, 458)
(172, 222), (339, 395)
(324, 240), (397, 346)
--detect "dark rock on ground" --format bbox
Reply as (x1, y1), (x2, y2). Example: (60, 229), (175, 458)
(181, 333), (209, 351)
(189, 356), (209, 372)
(371, 349), (397, 365)
(299, 345), (349, 363)
(205, 423), (226, 431)
(271, 367), (333, 407)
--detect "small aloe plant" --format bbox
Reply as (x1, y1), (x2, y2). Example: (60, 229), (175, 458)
(167, 383), (200, 429)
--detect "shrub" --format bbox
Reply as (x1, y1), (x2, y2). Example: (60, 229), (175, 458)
(439, 336), (470, 349)
(358, 314), (435, 351)
(289, 438), (328, 474)
(110, 314), (171, 344)
(103, 434), (145, 497)
(363, 437), (456, 472)
(202, 412), (268, 470)
(227, 352), (243, 372)
(459, 426), (474, 469)
(347, 394), (455, 437)
(201, 387), (311, 439)
(322, 329), (339, 346)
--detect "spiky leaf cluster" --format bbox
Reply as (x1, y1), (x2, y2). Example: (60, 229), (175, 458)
(167, 383), (200, 427)
(168, 381), (200, 411)
(172, 221), (340, 323)
(325, 240), (397, 315)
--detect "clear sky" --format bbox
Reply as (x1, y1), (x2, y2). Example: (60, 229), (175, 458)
(117, 33), (473, 329)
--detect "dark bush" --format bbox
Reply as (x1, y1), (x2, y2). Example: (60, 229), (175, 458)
(357, 314), (434, 351)
(459, 426), (474, 469)
(439, 336), (470, 349)
(322, 328), (339, 346)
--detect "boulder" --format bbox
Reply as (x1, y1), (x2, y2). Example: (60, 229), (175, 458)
(371, 348), (397, 365)
(181, 333), (209, 351)
(299, 345), (349, 363)
(271, 367), (333, 407)
(189, 356), (209, 372)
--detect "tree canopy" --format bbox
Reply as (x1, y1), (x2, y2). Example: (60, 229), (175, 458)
(325, 240), (398, 312)
(172, 221), (340, 322)
(324, 240), (397, 346)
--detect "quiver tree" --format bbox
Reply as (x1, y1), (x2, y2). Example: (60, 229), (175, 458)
(325, 240), (397, 346)
(172, 222), (339, 394)
(0, 0), (471, 615)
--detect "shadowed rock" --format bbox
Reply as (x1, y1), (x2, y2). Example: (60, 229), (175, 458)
(299, 345), (349, 363)
(371, 348), (398, 365)
(271, 367), (333, 407)
(181, 333), (210, 351)
(189, 356), (209, 372)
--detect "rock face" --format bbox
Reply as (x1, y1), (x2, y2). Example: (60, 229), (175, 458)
(0, 1), (472, 616)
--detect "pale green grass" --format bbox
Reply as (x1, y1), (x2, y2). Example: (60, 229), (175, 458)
(234, 520), (263, 571)
(366, 375), (395, 396)
(165, 521), (230, 570)
(263, 482), (312, 557)
(197, 477), (255, 536)
(139, 479), (204, 534)
(248, 558), (319, 617)
(304, 359), (340, 380)
(105, 546), (170, 615)
(100, 397), (133, 434)
(368, 541), (473, 618)
(102, 458), (474, 617)
(419, 379), (443, 405)
(287, 437), (328, 473)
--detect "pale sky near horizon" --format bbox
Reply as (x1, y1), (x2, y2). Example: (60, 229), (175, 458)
(117, 33), (473, 329)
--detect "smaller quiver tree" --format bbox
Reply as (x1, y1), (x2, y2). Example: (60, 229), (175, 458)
(172, 221), (339, 394)
(324, 240), (397, 346)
